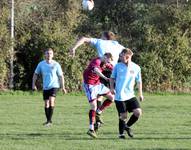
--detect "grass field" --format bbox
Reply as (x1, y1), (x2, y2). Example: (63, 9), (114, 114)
(0, 92), (191, 150)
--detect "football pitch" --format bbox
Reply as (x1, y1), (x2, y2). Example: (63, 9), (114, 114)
(0, 93), (191, 150)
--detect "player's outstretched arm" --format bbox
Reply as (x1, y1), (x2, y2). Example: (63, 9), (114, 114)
(32, 73), (38, 91)
(70, 37), (91, 57)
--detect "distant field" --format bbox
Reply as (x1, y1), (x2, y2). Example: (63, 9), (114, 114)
(0, 93), (191, 150)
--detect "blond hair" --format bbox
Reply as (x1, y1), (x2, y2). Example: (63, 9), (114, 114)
(121, 48), (133, 56)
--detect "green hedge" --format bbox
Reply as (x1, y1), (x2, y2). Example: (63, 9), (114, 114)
(0, 0), (190, 92)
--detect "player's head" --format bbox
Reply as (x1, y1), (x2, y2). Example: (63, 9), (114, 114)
(100, 53), (113, 68)
(101, 31), (116, 40)
(119, 48), (133, 64)
(103, 52), (113, 63)
(45, 48), (54, 61)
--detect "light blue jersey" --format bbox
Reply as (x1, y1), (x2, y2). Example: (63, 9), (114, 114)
(111, 62), (142, 101)
(35, 60), (63, 90)
(90, 38), (125, 66)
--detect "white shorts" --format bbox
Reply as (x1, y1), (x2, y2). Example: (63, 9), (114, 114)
(83, 83), (111, 102)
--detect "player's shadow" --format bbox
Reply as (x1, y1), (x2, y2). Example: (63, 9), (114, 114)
(124, 149), (190, 150)
(131, 137), (191, 140)
(0, 132), (116, 140)
(0, 132), (191, 141)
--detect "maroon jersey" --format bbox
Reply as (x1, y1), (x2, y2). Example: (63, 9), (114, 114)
(83, 57), (113, 85)
(83, 57), (102, 85)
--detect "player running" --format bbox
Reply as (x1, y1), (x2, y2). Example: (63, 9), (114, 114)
(110, 48), (144, 139)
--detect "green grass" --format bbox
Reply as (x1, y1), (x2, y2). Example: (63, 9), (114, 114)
(0, 93), (191, 150)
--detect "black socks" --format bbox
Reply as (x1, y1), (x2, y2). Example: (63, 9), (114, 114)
(127, 114), (138, 127)
(44, 106), (54, 123)
(119, 119), (126, 135)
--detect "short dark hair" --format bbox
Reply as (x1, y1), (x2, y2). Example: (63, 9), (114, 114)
(102, 31), (116, 40)
(104, 52), (113, 61)
(44, 48), (53, 54)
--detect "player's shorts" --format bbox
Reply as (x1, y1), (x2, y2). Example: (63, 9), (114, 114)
(115, 97), (141, 114)
(83, 83), (111, 102)
(43, 88), (58, 100)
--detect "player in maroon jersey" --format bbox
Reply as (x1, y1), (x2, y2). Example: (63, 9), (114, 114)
(83, 53), (114, 138)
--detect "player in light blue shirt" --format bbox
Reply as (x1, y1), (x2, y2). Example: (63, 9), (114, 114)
(32, 48), (66, 127)
(90, 37), (124, 66)
(110, 48), (144, 139)
(70, 31), (125, 66)
(34, 60), (62, 90)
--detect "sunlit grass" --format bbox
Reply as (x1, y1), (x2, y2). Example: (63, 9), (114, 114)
(0, 93), (191, 150)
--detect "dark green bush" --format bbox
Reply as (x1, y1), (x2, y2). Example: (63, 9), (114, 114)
(0, 0), (190, 92)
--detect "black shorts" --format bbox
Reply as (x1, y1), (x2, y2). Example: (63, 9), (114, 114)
(115, 97), (141, 114)
(43, 88), (58, 100)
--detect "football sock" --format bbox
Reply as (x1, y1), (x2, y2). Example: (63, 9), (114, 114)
(126, 114), (139, 127)
(99, 99), (112, 111)
(48, 106), (54, 123)
(96, 109), (102, 115)
(119, 119), (126, 135)
(89, 110), (96, 129)
(44, 107), (49, 122)
(89, 124), (94, 131)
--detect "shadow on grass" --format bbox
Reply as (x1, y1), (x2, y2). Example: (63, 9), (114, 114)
(0, 132), (191, 141)
(0, 132), (114, 140)
(117, 149), (191, 150)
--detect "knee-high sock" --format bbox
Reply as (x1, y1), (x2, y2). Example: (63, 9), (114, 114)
(48, 106), (54, 123)
(44, 107), (49, 122)
(126, 114), (139, 127)
(119, 119), (126, 135)
(89, 110), (96, 129)
(99, 99), (112, 112)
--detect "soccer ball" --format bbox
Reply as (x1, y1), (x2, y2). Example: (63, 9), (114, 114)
(82, 0), (94, 11)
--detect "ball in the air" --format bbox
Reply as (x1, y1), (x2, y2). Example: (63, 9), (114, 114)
(82, 0), (94, 11)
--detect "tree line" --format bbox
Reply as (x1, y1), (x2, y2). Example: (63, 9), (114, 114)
(0, 0), (191, 93)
